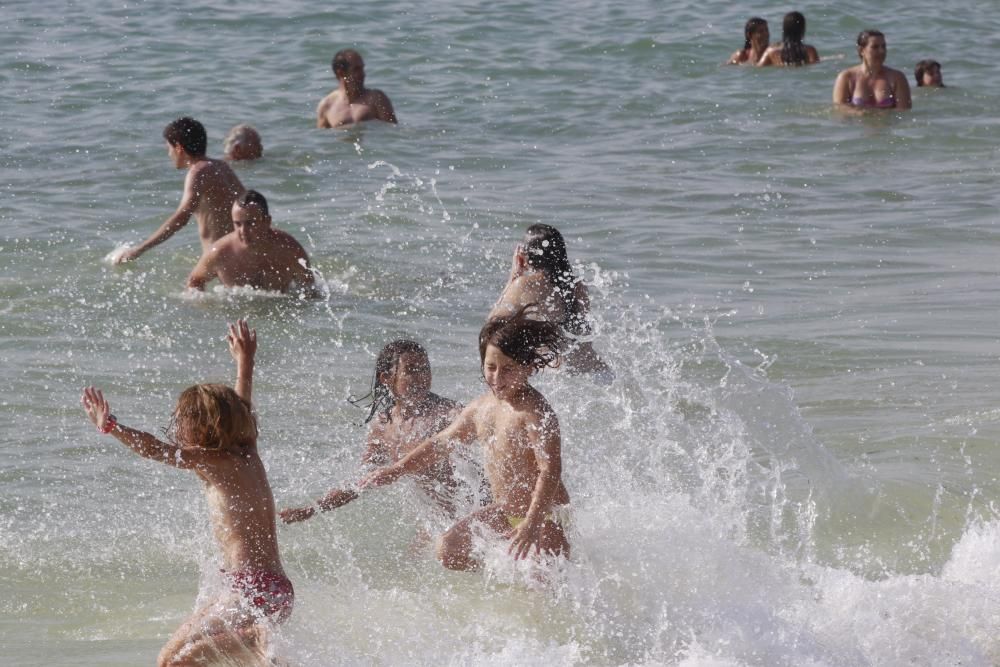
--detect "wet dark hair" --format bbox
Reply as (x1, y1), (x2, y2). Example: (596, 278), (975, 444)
(238, 189), (269, 217)
(780, 12), (808, 66)
(914, 59), (941, 86)
(349, 339), (428, 424)
(743, 17), (768, 51)
(856, 29), (885, 59)
(332, 49), (362, 73)
(521, 224), (590, 335)
(479, 305), (566, 372)
(163, 117), (207, 157)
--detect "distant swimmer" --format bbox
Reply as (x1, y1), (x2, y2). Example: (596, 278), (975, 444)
(727, 17), (769, 65)
(116, 117), (245, 264)
(81, 320), (293, 666)
(281, 340), (479, 524)
(757, 12), (820, 66)
(914, 59), (945, 88)
(361, 306), (572, 571)
(490, 224), (612, 381)
(833, 30), (912, 110)
(186, 190), (316, 295)
(316, 49), (397, 128)
(223, 124), (263, 161)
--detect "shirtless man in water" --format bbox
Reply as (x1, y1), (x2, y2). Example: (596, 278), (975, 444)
(316, 49), (397, 128)
(117, 117), (244, 263)
(361, 307), (571, 571)
(186, 190), (316, 295)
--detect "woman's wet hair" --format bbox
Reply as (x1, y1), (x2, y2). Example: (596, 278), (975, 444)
(856, 29), (885, 59)
(479, 304), (566, 372)
(349, 339), (428, 424)
(743, 17), (768, 51)
(780, 12), (808, 66)
(521, 224), (591, 335)
(167, 384), (257, 451)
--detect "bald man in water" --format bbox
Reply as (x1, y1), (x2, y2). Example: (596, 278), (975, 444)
(187, 190), (316, 295)
(316, 49), (397, 128)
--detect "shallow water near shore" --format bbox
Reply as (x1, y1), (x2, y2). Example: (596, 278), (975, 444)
(3, 0), (1000, 665)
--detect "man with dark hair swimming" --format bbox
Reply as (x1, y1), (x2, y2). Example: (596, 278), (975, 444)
(117, 117), (245, 264)
(186, 190), (316, 295)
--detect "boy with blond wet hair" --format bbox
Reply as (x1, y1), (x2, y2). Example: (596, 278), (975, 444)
(361, 305), (571, 570)
(81, 320), (292, 666)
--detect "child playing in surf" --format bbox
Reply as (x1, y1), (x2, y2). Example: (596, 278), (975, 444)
(361, 306), (571, 570)
(280, 340), (466, 523)
(81, 320), (292, 667)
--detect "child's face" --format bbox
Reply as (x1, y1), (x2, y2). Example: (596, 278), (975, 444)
(483, 344), (532, 400)
(922, 65), (943, 87)
(388, 352), (432, 402)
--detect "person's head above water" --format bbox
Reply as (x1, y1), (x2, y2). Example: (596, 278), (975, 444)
(914, 59), (944, 87)
(223, 124), (263, 161)
(332, 49), (365, 88)
(231, 190), (272, 243)
(856, 29), (887, 65)
(163, 116), (207, 158)
(351, 339), (431, 423)
(780, 11), (807, 65)
(743, 17), (769, 51)
(168, 383), (257, 452)
(479, 305), (565, 373)
(519, 224), (591, 335)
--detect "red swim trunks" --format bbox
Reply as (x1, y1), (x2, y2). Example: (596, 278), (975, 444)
(227, 568), (294, 623)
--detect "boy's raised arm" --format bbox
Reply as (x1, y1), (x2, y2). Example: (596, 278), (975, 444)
(227, 319), (256, 404)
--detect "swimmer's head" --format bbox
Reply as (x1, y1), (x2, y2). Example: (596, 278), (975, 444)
(520, 224), (590, 336)
(479, 305), (564, 373)
(232, 190), (272, 243)
(480, 306), (565, 398)
(743, 17), (769, 51)
(782, 11), (806, 43)
(914, 59), (943, 87)
(168, 383), (257, 452)
(163, 117), (207, 159)
(332, 49), (365, 87)
(856, 29), (886, 63)
(351, 339), (431, 423)
(223, 124), (263, 161)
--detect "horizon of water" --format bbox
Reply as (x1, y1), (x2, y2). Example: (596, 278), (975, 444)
(3, 0), (1000, 665)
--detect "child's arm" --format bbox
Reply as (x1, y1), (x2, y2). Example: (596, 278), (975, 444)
(508, 409), (563, 560)
(360, 402), (478, 489)
(227, 319), (256, 404)
(280, 488), (359, 524)
(81, 386), (212, 470)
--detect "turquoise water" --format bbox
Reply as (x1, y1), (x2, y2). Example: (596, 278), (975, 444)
(3, 0), (999, 664)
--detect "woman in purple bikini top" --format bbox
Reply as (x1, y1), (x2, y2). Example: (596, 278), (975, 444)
(833, 29), (912, 111)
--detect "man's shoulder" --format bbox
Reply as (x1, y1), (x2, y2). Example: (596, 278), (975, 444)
(318, 89), (343, 108)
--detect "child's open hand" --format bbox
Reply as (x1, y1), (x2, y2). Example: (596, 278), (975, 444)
(507, 516), (543, 560)
(81, 386), (112, 431)
(510, 243), (527, 280)
(227, 319), (257, 363)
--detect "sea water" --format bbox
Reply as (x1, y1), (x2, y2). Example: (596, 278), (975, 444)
(2, 0), (999, 664)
